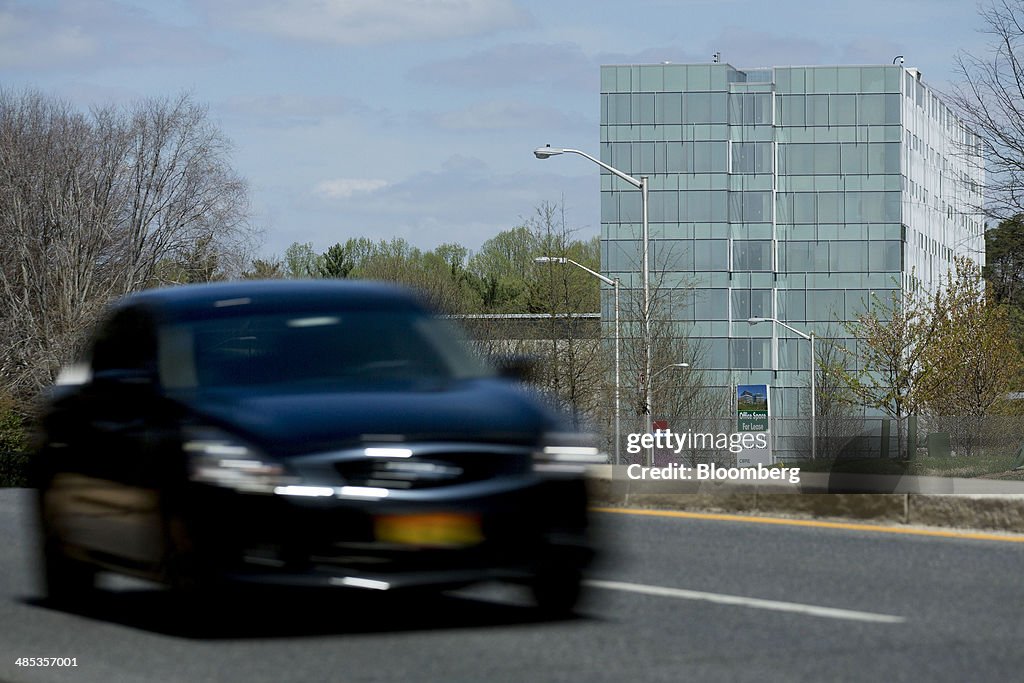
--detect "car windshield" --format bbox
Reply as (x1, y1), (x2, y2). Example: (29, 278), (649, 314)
(158, 311), (492, 390)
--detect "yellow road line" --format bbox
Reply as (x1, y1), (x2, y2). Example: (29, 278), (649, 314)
(591, 507), (1024, 544)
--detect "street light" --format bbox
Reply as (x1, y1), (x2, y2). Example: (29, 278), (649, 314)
(535, 256), (622, 465)
(650, 362), (690, 424)
(652, 362), (690, 380)
(535, 145), (654, 465)
(747, 317), (816, 461)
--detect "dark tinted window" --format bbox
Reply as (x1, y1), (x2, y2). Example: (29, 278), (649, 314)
(161, 311), (490, 390)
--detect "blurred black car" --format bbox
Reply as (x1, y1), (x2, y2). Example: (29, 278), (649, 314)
(32, 280), (600, 613)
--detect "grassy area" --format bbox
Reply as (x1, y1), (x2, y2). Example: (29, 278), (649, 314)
(908, 450), (1022, 478)
(792, 450), (1022, 478)
(796, 457), (909, 475)
(0, 451), (29, 487)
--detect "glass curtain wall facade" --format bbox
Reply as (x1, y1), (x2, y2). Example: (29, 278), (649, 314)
(598, 63), (984, 455)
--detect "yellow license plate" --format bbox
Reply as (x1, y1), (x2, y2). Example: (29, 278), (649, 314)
(374, 512), (483, 548)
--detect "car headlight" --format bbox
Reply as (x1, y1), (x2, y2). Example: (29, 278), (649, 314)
(183, 427), (298, 494)
(533, 433), (607, 474)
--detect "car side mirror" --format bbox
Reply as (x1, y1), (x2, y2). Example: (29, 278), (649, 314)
(495, 355), (538, 382)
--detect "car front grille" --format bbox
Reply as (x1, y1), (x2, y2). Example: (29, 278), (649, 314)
(333, 453), (527, 490)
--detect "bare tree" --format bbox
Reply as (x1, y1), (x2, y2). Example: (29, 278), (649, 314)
(0, 91), (128, 398)
(612, 243), (724, 464)
(0, 88), (254, 401)
(524, 202), (604, 430)
(949, 0), (1024, 219)
(118, 94), (251, 289)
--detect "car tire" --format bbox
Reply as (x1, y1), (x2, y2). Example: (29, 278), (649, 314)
(37, 489), (99, 607)
(162, 514), (224, 612)
(530, 566), (583, 616)
(40, 538), (98, 606)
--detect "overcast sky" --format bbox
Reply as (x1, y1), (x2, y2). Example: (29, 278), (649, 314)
(0, 0), (991, 257)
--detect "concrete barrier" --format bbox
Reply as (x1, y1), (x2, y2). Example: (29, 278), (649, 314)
(587, 466), (1024, 533)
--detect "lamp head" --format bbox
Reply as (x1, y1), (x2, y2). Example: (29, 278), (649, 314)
(747, 317), (767, 325)
(534, 256), (567, 264)
(534, 145), (564, 159)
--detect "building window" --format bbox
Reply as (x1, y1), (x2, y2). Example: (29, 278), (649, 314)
(733, 240), (772, 271)
(695, 240), (729, 271)
(695, 288), (728, 320)
(730, 191), (771, 222)
(731, 142), (773, 173)
(730, 339), (770, 369)
(729, 93), (772, 125)
(731, 289), (772, 319)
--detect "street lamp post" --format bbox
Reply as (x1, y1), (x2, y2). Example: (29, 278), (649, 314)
(652, 362), (690, 380)
(534, 146), (654, 465)
(535, 256), (621, 465)
(747, 317), (816, 461)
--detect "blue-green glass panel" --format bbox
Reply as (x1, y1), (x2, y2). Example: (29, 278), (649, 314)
(601, 67), (617, 92)
(616, 66), (631, 91)
(775, 68), (792, 93)
(862, 67), (885, 92)
(733, 240), (771, 271)
(620, 191), (641, 222)
(664, 65), (686, 90)
(639, 65), (664, 91)
(685, 92), (711, 122)
(814, 143), (839, 173)
(837, 67), (861, 92)
(830, 94), (857, 125)
(818, 192), (844, 222)
(711, 93), (728, 123)
(794, 193), (816, 223)
(688, 65), (711, 90)
(656, 93), (682, 124)
(811, 67), (837, 93)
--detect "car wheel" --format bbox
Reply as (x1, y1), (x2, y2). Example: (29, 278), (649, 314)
(530, 566), (583, 615)
(37, 489), (98, 606)
(163, 514), (223, 609)
(40, 539), (98, 606)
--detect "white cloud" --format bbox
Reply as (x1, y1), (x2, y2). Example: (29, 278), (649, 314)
(212, 0), (531, 46)
(0, 1), (225, 71)
(314, 178), (389, 199)
(0, 9), (98, 67)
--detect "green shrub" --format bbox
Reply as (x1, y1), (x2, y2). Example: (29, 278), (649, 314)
(0, 398), (28, 487)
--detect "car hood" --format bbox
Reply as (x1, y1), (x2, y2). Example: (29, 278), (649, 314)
(178, 379), (560, 456)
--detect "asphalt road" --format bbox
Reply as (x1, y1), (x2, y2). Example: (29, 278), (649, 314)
(2, 489), (1024, 682)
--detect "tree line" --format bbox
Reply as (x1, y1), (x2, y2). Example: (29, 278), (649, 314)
(243, 205), (600, 316)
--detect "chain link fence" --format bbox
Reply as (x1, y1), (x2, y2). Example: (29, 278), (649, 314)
(601, 413), (1024, 476)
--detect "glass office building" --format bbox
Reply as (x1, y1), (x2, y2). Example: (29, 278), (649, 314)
(598, 63), (984, 451)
